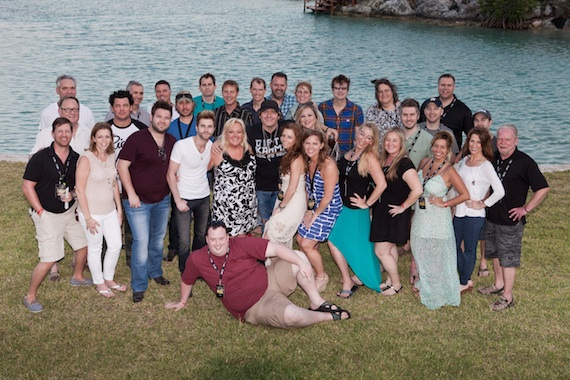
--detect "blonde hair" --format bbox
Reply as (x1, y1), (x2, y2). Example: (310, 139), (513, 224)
(356, 123), (380, 177)
(380, 128), (407, 181)
(219, 118), (251, 153)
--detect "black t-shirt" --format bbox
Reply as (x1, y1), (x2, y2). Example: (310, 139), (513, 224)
(420, 96), (473, 148)
(338, 156), (372, 208)
(487, 148), (549, 226)
(23, 143), (79, 213)
(246, 121), (286, 191)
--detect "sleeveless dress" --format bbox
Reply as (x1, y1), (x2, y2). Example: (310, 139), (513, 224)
(328, 156), (381, 292)
(297, 169), (342, 241)
(263, 172), (307, 248)
(410, 171), (460, 310)
(370, 157), (415, 244)
(212, 152), (257, 236)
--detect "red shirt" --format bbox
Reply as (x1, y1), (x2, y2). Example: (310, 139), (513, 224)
(182, 237), (269, 320)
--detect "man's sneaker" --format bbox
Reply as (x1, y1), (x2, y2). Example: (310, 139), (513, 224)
(163, 249), (177, 262)
(23, 296), (43, 313)
(477, 284), (504, 295)
(491, 296), (514, 311)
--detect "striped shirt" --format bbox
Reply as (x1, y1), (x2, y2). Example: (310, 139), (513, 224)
(213, 105), (253, 138)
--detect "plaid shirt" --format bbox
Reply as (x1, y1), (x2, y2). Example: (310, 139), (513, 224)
(266, 93), (297, 119)
(318, 99), (363, 154)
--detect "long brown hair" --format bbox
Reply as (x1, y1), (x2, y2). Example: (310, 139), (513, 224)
(379, 127), (407, 181)
(89, 122), (115, 155)
(461, 127), (494, 161)
(301, 128), (329, 171)
(279, 122), (303, 175)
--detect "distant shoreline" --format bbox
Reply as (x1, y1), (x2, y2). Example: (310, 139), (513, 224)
(2, 154), (568, 173)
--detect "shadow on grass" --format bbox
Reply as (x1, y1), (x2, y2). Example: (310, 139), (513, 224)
(196, 356), (302, 380)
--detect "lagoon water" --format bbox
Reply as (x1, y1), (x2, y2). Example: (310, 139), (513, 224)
(1, 0), (569, 163)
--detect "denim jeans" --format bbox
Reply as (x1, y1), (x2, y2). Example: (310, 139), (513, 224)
(123, 194), (170, 292)
(174, 196), (211, 273)
(454, 216), (486, 285)
(256, 190), (278, 230)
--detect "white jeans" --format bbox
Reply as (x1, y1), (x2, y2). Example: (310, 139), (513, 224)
(78, 210), (122, 285)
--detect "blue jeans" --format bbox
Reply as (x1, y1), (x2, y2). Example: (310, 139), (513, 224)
(123, 195), (170, 292)
(174, 196), (211, 273)
(256, 190), (278, 230)
(454, 216), (485, 285)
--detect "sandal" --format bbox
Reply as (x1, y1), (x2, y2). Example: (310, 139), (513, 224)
(336, 284), (359, 299)
(108, 283), (128, 292)
(309, 301), (350, 320)
(379, 282), (391, 291)
(478, 268), (490, 277)
(381, 285), (403, 296)
(330, 307), (351, 321)
(48, 272), (60, 282)
(98, 288), (115, 299)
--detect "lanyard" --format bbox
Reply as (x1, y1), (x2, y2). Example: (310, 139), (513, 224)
(441, 97), (457, 119)
(207, 249), (229, 285)
(422, 159), (447, 187)
(407, 130), (421, 153)
(50, 151), (71, 184)
(496, 158), (513, 182)
(343, 154), (359, 197)
(177, 118), (192, 140)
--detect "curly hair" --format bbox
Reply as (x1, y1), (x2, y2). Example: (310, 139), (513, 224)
(279, 122), (303, 175)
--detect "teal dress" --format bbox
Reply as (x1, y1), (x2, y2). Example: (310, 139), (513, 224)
(410, 172), (460, 309)
(328, 156), (381, 292)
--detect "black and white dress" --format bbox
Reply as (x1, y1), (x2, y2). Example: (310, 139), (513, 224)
(212, 151), (258, 236)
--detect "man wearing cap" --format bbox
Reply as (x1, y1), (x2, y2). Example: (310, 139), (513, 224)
(148, 80), (180, 121)
(419, 97), (459, 159)
(478, 124), (549, 311)
(106, 81), (151, 128)
(193, 73), (225, 116)
(242, 77), (267, 125)
(163, 91), (197, 262)
(165, 221), (350, 328)
(473, 109), (497, 152)
(38, 74), (95, 131)
(420, 73), (473, 148)
(213, 80), (253, 138)
(247, 100), (286, 232)
(266, 72), (297, 118)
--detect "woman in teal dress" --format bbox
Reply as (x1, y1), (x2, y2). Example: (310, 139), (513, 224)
(328, 123), (387, 297)
(410, 131), (469, 310)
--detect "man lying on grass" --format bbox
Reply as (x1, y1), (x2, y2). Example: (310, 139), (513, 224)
(165, 220), (350, 328)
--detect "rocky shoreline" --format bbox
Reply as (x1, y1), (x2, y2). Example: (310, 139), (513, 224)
(2, 154), (568, 173)
(336, 0), (569, 30)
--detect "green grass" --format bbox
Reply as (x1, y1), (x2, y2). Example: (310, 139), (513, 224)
(1, 160), (569, 379)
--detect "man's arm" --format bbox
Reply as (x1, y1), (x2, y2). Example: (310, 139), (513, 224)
(167, 160), (189, 212)
(265, 242), (313, 282)
(22, 179), (43, 214)
(117, 158), (140, 208)
(164, 282), (193, 311)
(509, 187), (550, 222)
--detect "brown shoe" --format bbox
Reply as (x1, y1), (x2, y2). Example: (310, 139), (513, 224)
(491, 296), (514, 311)
(477, 284), (504, 295)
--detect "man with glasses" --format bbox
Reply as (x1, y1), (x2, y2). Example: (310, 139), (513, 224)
(242, 77), (267, 125)
(193, 73), (225, 116)
(39, 74), (95, 131)
(118, 101), (176, 303)
(106, 81), (151, 127)
(165, 221), (351, 328)
(266, 72), (297, 118)
(318, 75), (363, 155)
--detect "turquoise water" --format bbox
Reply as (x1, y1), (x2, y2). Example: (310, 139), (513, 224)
(1, 0), (569, 163)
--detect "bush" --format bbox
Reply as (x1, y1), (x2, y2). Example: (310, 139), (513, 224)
(479, 0), (538, 29)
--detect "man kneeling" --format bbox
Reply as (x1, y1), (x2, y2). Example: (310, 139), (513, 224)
(165, 221), (350, 328)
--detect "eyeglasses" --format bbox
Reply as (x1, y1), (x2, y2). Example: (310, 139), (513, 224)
(60, 107), (79, 113)
(333, 86), (348, 91)
(158, 147), (166, 163)
(175, 93), (193, 102)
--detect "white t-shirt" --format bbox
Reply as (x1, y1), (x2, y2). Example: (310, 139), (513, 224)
(111, 122), (142, 160)
(38, 102), (96, 131)
(30, 126), (91, 155)
(170, 137), (212, 200)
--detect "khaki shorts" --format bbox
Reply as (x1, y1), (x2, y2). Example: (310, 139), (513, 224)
(244, 258), (297, 328)
(30, 204), (88, 263)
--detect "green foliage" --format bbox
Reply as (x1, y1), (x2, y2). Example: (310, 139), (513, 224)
(479, 0), (538, 29)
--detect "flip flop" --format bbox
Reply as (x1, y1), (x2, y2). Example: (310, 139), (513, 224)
(380, 282), (391, 291)
(98, 288), (115, 298)
(337, 284), (359, 299)
(109, 283), (127, 292)
(381, 285), (403, 296)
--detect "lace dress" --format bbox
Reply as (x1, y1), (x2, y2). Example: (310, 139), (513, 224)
(212, 152), (257, 236)
(264, 173), (306, 248)
(410, 172), (460, 310)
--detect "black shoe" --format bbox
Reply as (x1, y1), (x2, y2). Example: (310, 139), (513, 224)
(163, 249), (178, 262)
(132, 291), (144, 303)
(153, 276), (170, 286)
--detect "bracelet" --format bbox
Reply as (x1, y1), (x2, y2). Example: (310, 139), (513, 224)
(37, 208), (44, 216)
(278, 205), (285, 210)
(401, 203), (405, 210)
(523, 205), (529, 213)
(444, 202), (448, 208)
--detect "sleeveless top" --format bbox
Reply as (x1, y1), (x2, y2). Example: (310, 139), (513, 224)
(79, 150), (118, 215)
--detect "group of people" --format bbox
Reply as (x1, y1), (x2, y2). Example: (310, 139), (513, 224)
(22, 72), (549, 327)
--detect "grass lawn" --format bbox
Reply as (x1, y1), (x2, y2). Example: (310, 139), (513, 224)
(1, 160), (568, 379)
